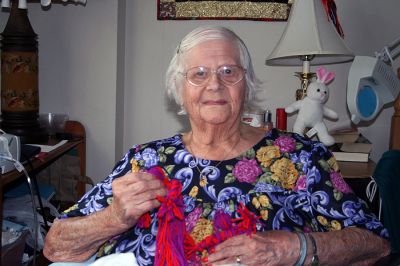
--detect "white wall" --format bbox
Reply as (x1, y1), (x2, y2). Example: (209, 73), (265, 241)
(1, 0), (399, 185)
(123, 1), (310, 151)
(337, 0), (400, 161)
(0, 1), (119, 184)
(123, 0), (400, 163)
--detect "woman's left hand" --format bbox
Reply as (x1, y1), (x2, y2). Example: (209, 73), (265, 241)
(207, 230), (299, 266)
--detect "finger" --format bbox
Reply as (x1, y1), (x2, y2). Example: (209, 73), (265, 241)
(123, 179), (166, 195)
(113, 193), (162, 212)
(129, 188), (167, 205)
(214, 234), (247, 251)
(112, 181), (167, 214)
(133, 199), (161, 213)
(113, 184), (166, 205)
(114, 176), (166, 195)
(208, 251), (242, 264)
(123, 199), (161, 220)
(122, 171), (163, 183)
(111, 199), (161, 226)
(209, 250), (260, 266)
(135, 171), (163, 181)
(208, 241), (243, 264)
(210, 256), (242, 266)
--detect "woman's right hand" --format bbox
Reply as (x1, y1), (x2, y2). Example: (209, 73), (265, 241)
(109, 171), (167, 229)
(44, 171), (166, 262)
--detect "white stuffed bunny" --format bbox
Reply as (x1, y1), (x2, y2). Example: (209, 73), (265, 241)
(285, 66), (338, 146)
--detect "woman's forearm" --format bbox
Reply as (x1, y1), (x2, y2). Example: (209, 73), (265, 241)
(307, 227), (390, 266)
(43, 206), (130, 262)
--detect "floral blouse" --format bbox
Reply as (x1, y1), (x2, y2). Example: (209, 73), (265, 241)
(61, 129), (388, 265)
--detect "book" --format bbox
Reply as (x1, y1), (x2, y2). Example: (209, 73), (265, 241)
(330, 142), (372, 162)
(332, 151), (369, 162)
(329, 128), (373, 162)
(330, 129), (360, 143)
(340, 142), (372, 153)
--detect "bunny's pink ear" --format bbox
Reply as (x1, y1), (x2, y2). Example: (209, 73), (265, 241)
(316, 66), (335, 84)
(316, 66), (326, 81)
(323, 72), (335, 84)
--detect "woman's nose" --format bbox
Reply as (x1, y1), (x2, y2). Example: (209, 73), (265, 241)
(206, 72), (222, 90)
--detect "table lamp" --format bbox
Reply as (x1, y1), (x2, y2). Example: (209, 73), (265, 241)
(266, 0), (354, 100)
(0, 0), (86, 143)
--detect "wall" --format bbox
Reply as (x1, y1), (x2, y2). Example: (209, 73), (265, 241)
(337, 0), (400, 161)
(123, 0), (341, 150)
(0, 0), (119, 185)
(123, 0), (400, 164)
(1, 0), (399, 185)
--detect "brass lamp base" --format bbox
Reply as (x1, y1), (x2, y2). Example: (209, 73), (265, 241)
(294, 72), (316, 100)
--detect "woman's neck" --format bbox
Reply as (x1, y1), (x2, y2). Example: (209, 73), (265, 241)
(190, 120), (241, 145)
(184, 122), (264, 161)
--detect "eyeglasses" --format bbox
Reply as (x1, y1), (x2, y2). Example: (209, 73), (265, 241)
(180, 65), (246, 86)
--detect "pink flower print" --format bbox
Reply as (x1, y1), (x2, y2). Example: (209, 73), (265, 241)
(294, 175), (307, 191)
(134, 144), (141, 153)
(185, 206), (203, 232)
(273, 136), (296, 153)
(232, 159), (262, 183)
(330, 171), (353, 194)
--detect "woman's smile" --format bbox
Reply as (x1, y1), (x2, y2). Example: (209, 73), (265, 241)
(202, 99), (227, 105)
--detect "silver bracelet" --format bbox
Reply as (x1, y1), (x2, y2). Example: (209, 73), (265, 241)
(307, 233), (319, 266)
(294, 232), (307, 266)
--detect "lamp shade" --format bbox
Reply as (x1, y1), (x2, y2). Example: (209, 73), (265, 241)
(266, 0), (354, 66)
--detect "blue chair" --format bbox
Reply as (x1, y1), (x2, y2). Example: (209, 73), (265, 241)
(373, 149), (400, 254)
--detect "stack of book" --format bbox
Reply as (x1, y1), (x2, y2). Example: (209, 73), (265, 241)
(329, 129), (372, 162)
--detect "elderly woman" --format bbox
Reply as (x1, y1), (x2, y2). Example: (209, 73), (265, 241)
(44, 26), (389, 266)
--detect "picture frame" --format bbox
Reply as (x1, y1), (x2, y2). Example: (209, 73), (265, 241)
(158, 0), (292, 21)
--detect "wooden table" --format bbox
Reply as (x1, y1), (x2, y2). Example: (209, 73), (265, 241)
(1, 137), (84, 188)
(0, 120), (86, 259)
(338, 160), (376, 179)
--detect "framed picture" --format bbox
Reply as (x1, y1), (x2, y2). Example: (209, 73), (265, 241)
(158, 0), (292, 21)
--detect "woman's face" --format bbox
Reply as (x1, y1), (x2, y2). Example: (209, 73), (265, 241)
(181, 40), (246, 126)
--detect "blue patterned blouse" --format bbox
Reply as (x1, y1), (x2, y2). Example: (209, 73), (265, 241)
(61, 129), (388, 265)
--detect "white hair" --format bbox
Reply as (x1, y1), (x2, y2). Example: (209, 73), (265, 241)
(165, 25), (262, 115)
